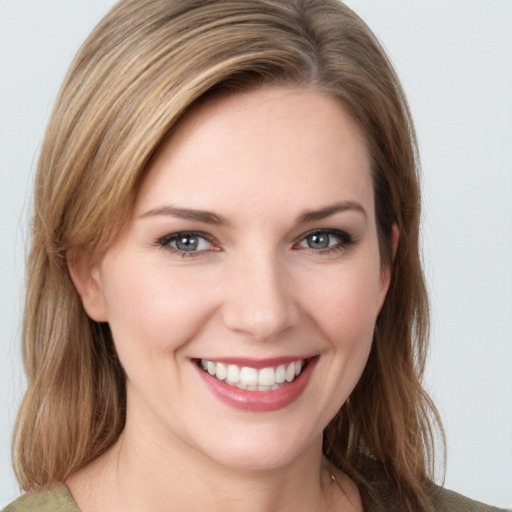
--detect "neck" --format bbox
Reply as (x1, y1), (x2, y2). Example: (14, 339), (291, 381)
(67, 418), (339, 512)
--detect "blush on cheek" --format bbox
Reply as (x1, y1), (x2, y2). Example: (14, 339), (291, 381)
(311, 277), (379, 338)
(101, 251), (221, 351)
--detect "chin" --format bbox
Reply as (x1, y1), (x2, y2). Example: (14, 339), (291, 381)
(188, 422), (323, 473)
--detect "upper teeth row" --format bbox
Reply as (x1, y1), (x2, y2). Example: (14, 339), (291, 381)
(200, 360), (303, 387)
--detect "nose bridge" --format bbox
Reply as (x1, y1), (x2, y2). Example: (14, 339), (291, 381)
(221, 246), (299, 340)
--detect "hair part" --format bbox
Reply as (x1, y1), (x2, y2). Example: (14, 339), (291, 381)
(14, 1), (444, 510)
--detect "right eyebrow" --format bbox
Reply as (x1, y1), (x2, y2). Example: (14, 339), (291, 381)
(138, 205), (229, 226)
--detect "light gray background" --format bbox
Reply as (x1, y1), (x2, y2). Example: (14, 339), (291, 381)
(1, 0), (511, 507)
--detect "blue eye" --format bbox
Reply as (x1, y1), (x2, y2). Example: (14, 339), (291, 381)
(158, 232), (215, 255)
(297, 230), (353, 253)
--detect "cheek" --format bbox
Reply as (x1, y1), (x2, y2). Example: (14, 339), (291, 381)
(99, 255), (219, 355)
(294, 261), (382, 424)
(300, 260), (382, 347)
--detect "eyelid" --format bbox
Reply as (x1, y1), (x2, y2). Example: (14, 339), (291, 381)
(293, 228), (355, 253)
(156, 228), (354, 257)
(157, 230), (219, 257)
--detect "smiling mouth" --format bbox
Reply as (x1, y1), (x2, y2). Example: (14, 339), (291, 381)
(195, 358), (311, 391)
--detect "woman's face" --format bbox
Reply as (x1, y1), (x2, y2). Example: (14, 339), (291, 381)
(80, 87), (391, 470)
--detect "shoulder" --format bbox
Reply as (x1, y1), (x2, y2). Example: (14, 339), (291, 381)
(430, 485), (510, 512)
(2, 485), (79, 512)
(358, 458), (509, 512)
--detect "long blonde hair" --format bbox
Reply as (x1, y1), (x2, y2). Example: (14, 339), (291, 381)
(14, 1), (443, 509)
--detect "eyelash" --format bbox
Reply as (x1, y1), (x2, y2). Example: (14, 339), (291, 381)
(157, 231), (218, 258)
(295, 229), (355, 255)
(156, 229), (355, 258)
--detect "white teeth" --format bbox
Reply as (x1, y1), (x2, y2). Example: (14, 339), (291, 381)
(226, 364), (240, 383)
(258, 367), (275, 386)
(216, 362), (227, 381)
(285, 363), (295, 382)
(240, 367), (258, 386)
(199, 358), (307, 390)
(275, 364), (286, 384)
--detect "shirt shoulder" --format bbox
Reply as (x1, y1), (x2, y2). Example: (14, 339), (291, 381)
(430, 485), (510, 512)
(358, 457), (510, 512)
(2, 485), (80, 512)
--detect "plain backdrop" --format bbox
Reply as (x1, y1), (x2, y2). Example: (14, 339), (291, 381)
(1, 0), (511, 507)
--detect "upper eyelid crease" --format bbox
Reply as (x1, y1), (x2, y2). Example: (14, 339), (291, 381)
(157, 229), (353, 258)
(159, 231), (215, 244)
(297, 229), (353, 245)
(158, 228), (352, 246)
(157, 232), (217, 257)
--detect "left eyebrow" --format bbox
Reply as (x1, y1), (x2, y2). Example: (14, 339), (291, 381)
(296, 201), (368, 224)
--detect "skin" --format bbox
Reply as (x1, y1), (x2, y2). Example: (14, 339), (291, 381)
(68, 87), (394, 512)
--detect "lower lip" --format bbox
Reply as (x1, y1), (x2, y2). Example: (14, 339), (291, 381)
(195, 358), (318, 412)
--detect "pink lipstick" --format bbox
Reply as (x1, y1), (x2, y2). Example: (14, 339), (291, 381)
(194, 356), (318, 412)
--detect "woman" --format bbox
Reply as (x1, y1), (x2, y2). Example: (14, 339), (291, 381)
(2, 1), (508, 511)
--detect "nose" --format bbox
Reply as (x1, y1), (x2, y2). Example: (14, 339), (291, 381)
(221, 251), (300, 341)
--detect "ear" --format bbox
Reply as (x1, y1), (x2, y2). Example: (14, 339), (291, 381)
(377, 224), (399, 313)
(67, 249), (109, 322)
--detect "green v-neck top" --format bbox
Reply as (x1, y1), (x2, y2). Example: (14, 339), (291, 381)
(3, 485), (78, 512)
(3, 482), (510, 512)
(3, 459), (510, 512)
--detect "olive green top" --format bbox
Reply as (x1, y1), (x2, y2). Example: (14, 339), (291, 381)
(3, 482), (510, 512)
(3, 458), (510, 512)
(2, 485), (78, 512)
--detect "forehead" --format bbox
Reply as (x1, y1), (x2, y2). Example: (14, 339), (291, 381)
(136, 87), (374, 223)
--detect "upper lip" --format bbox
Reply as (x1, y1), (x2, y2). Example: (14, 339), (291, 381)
(192, 355), (316, 369)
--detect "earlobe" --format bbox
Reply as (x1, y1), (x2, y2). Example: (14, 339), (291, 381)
(67, 249), (108, 322)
